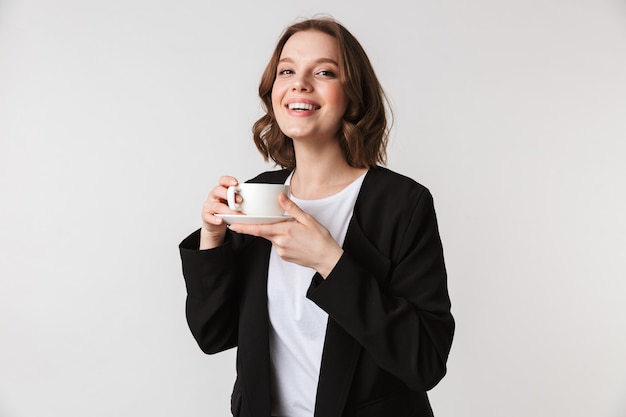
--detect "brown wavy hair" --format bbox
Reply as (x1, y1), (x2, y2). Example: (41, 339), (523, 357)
(252, 17), (391, 169)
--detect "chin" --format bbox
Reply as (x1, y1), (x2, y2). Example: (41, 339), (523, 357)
(283, 129), (310, 140)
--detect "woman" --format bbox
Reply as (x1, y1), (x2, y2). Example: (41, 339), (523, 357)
(179, 16), (454, 417)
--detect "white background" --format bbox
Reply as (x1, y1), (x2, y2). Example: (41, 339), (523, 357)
(1, 0), (625, 416)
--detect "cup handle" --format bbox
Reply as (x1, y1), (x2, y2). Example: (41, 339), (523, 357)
(227, 186), (242, 211)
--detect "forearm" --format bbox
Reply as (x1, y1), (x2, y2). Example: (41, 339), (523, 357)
(199, 226), (227, 250)
(307, 251), (454, 391)
(180, 229), (239, 353)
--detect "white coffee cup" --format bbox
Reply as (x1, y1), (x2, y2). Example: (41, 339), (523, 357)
(227, 183), (290, 216)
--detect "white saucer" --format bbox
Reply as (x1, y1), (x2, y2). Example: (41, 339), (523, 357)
(216, 213), (292, 225)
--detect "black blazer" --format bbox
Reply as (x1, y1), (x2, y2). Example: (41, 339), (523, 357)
(179, 167), (454, 417)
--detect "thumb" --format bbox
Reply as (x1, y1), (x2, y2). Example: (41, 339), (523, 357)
(279, 193), (308, 223)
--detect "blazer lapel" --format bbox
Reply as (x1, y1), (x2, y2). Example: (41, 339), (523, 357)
(238, 239), (273, 417)
(313, 319), (362, 417)
(240, 168), (391, 417)
(313, 215), (391, 417)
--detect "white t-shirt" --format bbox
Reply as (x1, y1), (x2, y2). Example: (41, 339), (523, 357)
(267, 172), (366, 417)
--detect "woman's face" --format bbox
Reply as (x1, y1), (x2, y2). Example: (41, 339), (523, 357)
(271, 30), (348, 144)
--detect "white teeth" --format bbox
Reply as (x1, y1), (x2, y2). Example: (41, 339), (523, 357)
(288, 103), (317, 111)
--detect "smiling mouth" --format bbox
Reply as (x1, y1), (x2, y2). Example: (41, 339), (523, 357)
(287, 103), (320, 111)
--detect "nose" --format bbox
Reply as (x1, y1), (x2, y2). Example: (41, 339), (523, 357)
(292, 73), (312, 92)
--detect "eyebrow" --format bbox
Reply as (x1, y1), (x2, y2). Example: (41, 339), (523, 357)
(277, 57), (339, 66)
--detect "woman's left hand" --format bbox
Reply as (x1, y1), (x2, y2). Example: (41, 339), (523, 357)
(228, 193), (343, 278)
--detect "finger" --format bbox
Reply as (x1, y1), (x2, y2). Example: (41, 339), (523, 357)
(210, 187), (241, 206)
(213, 177), (237, 199)
(218, 175), (239, 187)
(216, 176), (244, 207)
(209, 184), (228, 202)
(206, 199), (242, 217)
(209, 178), (242, 208)
(279, 193), (310, 224)
(203, 214), (224, 226)
(202, 201), (224, 224)
(202, 209), (224, 227)
(228, 223), (274, 238)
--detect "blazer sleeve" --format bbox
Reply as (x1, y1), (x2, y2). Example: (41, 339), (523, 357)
(306, 188), (454, 392)
(179, 229), (239, 354)
(178, 169), (290, 356)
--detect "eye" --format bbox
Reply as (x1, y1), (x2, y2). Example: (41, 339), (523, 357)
(277, 68), (293, 76)
(317, 70), (337, 78)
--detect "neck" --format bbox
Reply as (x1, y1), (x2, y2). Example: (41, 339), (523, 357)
(290, 146), (367, 200)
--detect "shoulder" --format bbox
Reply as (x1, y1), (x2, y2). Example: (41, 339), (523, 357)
(352, 167), (440, 258)
(361, 166), (431, 203)
(246, 169), (292, 184)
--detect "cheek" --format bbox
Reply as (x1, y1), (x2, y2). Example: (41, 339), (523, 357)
(271, 83), (283, 114)
(326, 86), (348, 113)
(332, 95), (349, 120)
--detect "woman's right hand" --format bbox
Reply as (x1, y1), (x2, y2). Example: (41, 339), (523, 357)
(200, 175), (240, 250)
